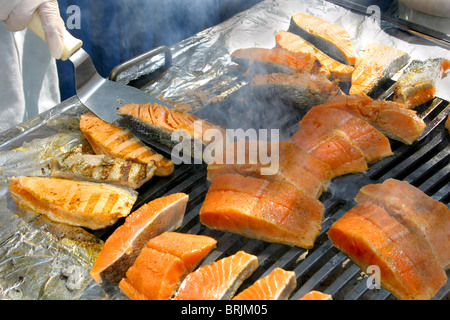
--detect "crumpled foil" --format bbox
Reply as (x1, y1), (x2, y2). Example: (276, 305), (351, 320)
(0, 0), (449, 300)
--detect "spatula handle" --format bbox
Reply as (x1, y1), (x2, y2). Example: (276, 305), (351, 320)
(27, 11), (83, 61)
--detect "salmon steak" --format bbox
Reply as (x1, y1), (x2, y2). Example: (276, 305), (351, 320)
(393, 58), (450, 108)
(79, 111), (174, 177)
(293, 105), (393, 163)
(328, 201), (447, 300)
(231, 47), (322, 75)
(275, 30), (354, 82)
(90, 193), (188, 284)
(298, 290), (332, 300)
(207, 140), (333, 199)
(200, 174), (325, 248)
(291, 123), (368, 178)
(119, 232), (217, 300)
(355, 178), (450, 270)
(350, 43), (409, 96)
(288, 12), (357, 65)
(250, 72), (342, 110)
(50, 145), (156, 190)
(232, 267), (297, 300)
(118, 102), (224, 152)
(8, 176), (138, 230)
(320, 95), (426, 145)
(174, 251), (258, 300)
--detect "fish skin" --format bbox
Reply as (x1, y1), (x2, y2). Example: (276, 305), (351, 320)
(350, 43), (410, 96)
(174, 251), (259, 300)
(328, 201), (447, 300)
(50, 145), (156, 190)
(393, 58), (450, 108)
(232, 267), (297, 300)
(8, 176), (138, 230)
(275, 30), (354, 82)
(79, 111), (174, 177)
(250, 72), (342, 109)
(90, 193), (188, 284)
(288, 12), (357, 66)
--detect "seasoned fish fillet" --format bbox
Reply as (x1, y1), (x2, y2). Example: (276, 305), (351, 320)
(200, 174), (324, 248)
(118, 102), (224, 154)
(119, 232), (217, 300)
(207, 140), (333, 199)
(275, 30), (354, 82)
(320, 95), (426, 145)
(288, 12), (357, 65)
(50, 145), (156, 190)
(250, 72), (342, 109)
(90, 193), (188, 284)
(174, 251), (258, 300)
(79, 111), (174, 177)
(231, 47), (322, 75)
(355, 179), (450, 270)
(350, 43), (409, 95)
(393, 58), (450, 108)
(232, 267), (297, 300)
(9, 176), (138, 230)
(328, 201), (447, 300)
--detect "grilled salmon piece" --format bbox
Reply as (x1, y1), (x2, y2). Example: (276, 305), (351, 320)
(393, 58), (450, 108)
(321, 95), (426, 145)
(295, 105), (393, 162)
(174, 251), (258, 300)
(79, 112), (174, 176)
(231, 47), (322, 75)
(291, 118), (368, 178)
(119, 232), (217, 300)
(250, 72), (342, 109)
(207, 140), (333, 199)
(90, 193), (188, 284)
(328, 201), (447, 300)
(275, 30), (354, 82)
(299, 290), (332, 300)
(8, 176), (137, 230)
(355, 179), (450, 269)
(118, 102), (224, 151)
(288, 12), (357, 65)
(350, 43), (409, 95)
(232, 267), (296, 300)
(200, 174), (324, 248)
(446, 113), (450, 133)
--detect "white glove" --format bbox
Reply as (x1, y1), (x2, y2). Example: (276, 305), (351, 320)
(0, 0), (65, 59)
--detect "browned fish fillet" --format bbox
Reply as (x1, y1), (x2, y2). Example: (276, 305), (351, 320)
(8, 176), (138, 230)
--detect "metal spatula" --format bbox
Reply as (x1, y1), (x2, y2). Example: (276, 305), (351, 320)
(28, 12), (173, 124)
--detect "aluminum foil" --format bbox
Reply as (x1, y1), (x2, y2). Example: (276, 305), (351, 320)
(0, 0), (449, 300)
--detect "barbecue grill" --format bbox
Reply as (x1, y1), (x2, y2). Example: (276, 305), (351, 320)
(0, 0), (448, 300)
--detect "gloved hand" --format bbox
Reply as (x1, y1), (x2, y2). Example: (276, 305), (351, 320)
(0, 0), (65, 59)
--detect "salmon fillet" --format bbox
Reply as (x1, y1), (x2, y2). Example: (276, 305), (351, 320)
(328, 201), (447, 300)
(207, 140), (333, 199)
(90, 193), (188, 284)
(231, 47), (322, 75)
(119, 232), (217, 300)
(232, 267), (297, 300)
(320, 95), (426, 145)
(294, 105), (393, 162)
(174, 251), (258, 300)
(200, 174), (324, 248)
(355, 179), (450, 269)
(288, 12), (357, 65)
(275, 30), (354, 82)
(299, 290), (332, 300)
(350, 43), (409, 95)
(79, 111), (174, 176)
(8, 176), (137, 230)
